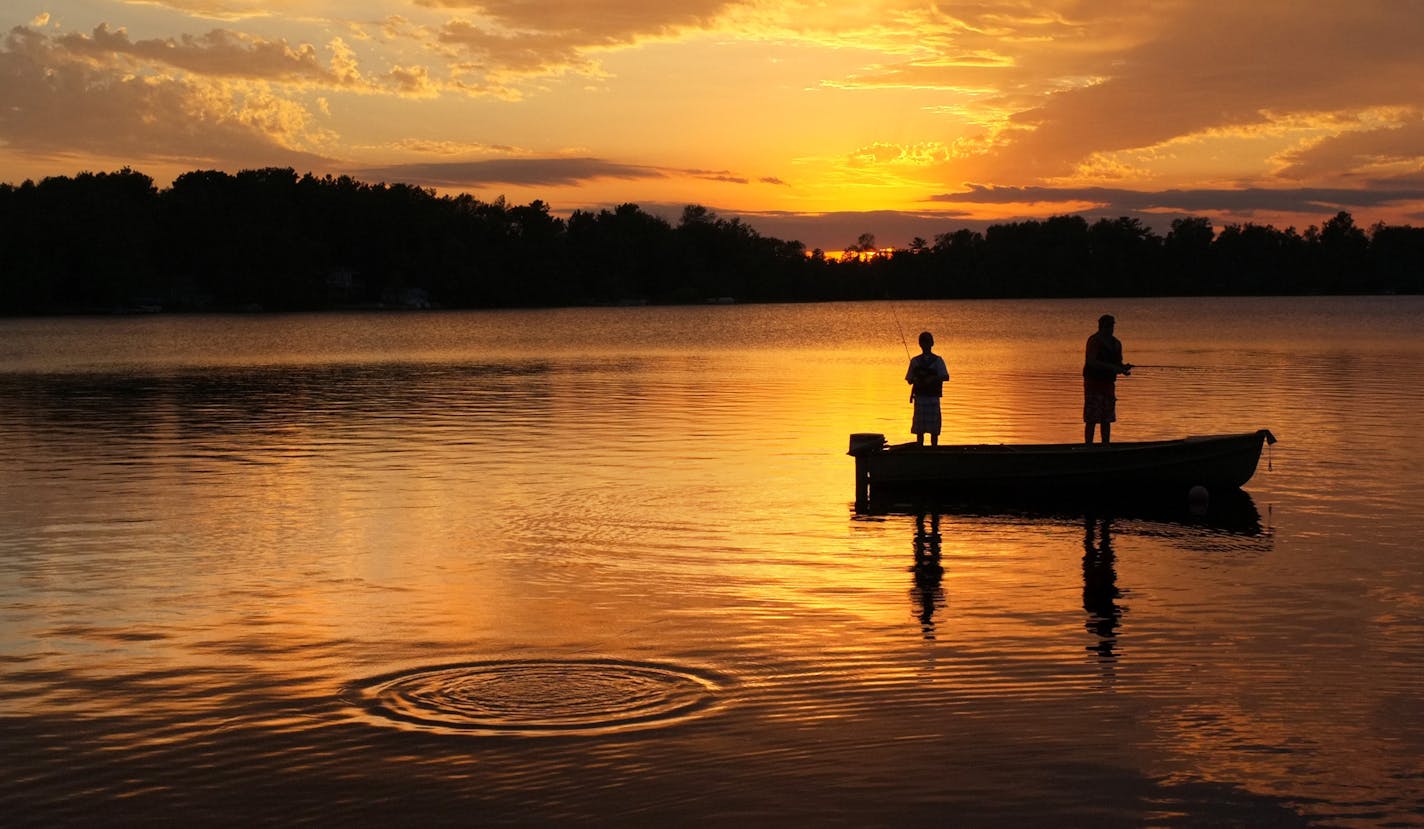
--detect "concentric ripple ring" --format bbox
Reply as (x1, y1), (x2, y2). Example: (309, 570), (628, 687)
(350, 659), (726, 736)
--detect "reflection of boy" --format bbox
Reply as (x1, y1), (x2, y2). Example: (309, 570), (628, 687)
(905, 331), (950, 446)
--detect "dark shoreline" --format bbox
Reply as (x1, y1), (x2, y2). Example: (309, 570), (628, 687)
(2, 289), (1414, 320)
(4, 168), (1423, 315)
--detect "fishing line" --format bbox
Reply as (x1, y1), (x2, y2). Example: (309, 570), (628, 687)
(1123, 364), (1210, 373)
(887, 298), (912, 360)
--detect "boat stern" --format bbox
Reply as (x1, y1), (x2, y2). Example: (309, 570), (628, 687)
(848, 433), (886, 512)
(848, 433), (887, 456)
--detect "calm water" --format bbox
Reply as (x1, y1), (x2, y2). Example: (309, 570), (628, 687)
(2, 297), (1422, 826)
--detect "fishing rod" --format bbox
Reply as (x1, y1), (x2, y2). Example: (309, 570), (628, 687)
(887, 299), (917, 404)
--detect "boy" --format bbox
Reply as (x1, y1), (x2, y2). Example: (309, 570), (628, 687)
(906, 331), (950, 446)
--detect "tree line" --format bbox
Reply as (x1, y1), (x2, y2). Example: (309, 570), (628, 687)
(1, 167), (1420, 314)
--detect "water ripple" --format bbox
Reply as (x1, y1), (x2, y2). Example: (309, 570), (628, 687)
(349, 659), (727, 737)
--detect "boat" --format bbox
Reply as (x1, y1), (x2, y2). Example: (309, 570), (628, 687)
(847, 429), (1276, 511)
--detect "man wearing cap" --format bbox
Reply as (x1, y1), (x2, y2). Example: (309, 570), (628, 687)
(1083, 314), (1133, 444)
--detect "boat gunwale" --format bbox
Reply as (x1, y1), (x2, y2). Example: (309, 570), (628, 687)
(873, 430), (1273, 457)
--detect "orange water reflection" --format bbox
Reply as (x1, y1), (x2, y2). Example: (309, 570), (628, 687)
(2, 298), (1422, 825)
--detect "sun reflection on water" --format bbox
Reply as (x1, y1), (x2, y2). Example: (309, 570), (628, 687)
(1, 298), (1422, 824)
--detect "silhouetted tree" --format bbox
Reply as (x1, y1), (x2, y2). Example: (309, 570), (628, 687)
(1088, 216), (1159, 295)
(1164, 216), (1214, 293)
(1369, 222), (1424, 293)
(1316, 210), (1370, 292)
(0, 167), (1416, 314)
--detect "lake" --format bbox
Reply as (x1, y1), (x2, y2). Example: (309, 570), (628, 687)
(2, 296), (1421, 826)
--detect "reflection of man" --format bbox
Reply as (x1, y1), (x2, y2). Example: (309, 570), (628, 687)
(906, 331), (950, 446)
(1082, 516), (1123, 663)
(1083, 314), (1133, 444)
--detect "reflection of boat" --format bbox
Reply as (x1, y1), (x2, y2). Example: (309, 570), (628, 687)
(848, 430), (1276, 512)
(867, 490), (1268, 540)
(866, 491), (1273, 562)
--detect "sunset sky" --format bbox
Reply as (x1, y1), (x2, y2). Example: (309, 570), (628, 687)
(3, 1), (1424, 250)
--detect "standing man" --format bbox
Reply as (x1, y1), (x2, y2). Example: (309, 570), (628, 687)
(1083, 314), (1133, 444)
(906, 331), (951, 446)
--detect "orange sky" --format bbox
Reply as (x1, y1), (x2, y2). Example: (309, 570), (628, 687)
(3, 1), (1423, 250)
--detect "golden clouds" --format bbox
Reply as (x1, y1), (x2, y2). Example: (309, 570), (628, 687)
(3, 0), (1424, 247)
(414, 0), (735, 34)
(951, 2), (1424, 188)
(847, 142), (954, 169)
(0, 24), (333, 166)
(120, 0), (278, 22)
(1273, 111), (1424, 184)
(357, 157), (667, 188)
(434, 20), (602, 79)
(404, 0), (745, 95)
(384, 64), (439, 97)
(48, 22), (452, 99)
(60, 24), (338, 83)
(387, 138), (521, 156)
(327, 36), (361, 84)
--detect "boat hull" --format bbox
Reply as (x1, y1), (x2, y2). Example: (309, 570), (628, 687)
(849, 430), (1276, 510)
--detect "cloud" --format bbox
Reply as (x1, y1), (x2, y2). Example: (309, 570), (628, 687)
(357, 157), (667, 187)
(932, 184), (1424, 215)
(383, 63), (441, 97)
(686, 169), (748, 184)
(0, 25), (333, 168)
(775, 2), (1424, 191)
(380, 5), (730, 95)
(433, 21), (599, 78)
(1275, 114), (1424, 181)
(847, 142), (954, 169)
(397, 0), (744, 85)
(57, 23), (347, 84)
(37, 22), (458, 99)
(385, 138), (522, 155)
(415, 0), (734, 37)
(357, 156), (777, 189)
(119, 0), (279, 22)
(944, 2), (1424, 183)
